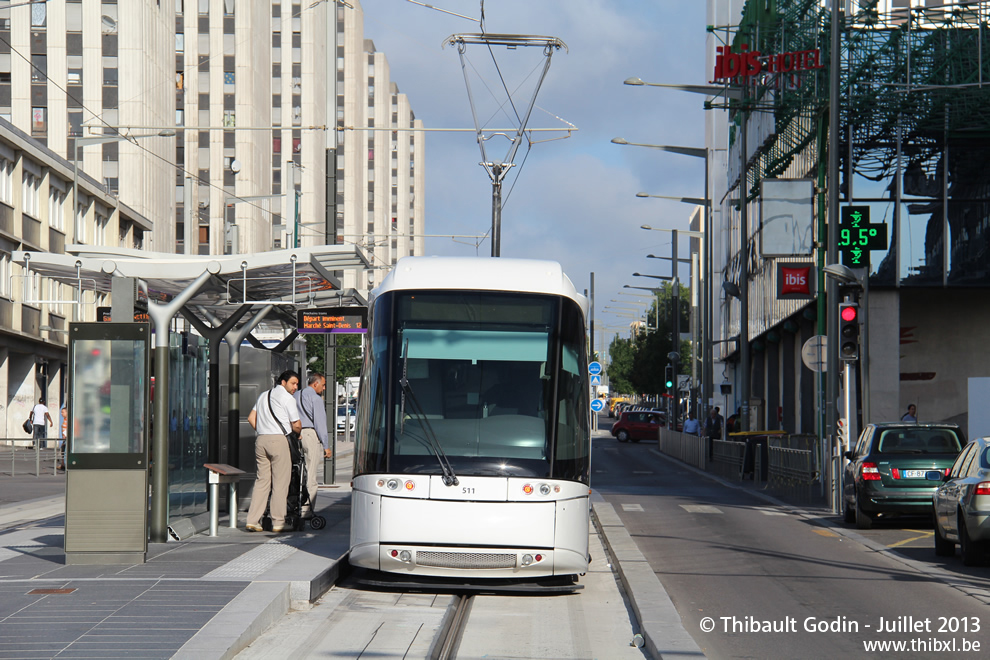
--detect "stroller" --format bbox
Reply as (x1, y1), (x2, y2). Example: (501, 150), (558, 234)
(262, 432), (327, 532)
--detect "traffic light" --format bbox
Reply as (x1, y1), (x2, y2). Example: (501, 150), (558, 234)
(665, 365), (674, 393)
(839, 302), (860, 361)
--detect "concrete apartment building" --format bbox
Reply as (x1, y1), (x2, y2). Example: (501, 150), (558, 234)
(0, 0), (424, 437)
(0, 0), (423, 281)
(0, 117), (152, 441)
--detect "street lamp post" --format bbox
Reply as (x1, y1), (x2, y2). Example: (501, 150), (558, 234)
(623, 78), (748, 430)
(613, 134), (712, 419)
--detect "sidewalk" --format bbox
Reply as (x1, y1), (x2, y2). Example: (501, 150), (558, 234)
(0, 448), (354, 660)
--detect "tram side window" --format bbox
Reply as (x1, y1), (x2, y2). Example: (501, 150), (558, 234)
(354, 302), (390, 475)
(553, 301), (590, 482)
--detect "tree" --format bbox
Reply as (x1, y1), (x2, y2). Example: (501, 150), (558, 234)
(608, 282), (692, 397)
(305, 334), (363, 385)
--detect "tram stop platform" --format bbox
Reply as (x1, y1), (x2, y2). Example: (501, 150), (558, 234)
(0, 436), (701, 660)
(0, 446), (355, 660)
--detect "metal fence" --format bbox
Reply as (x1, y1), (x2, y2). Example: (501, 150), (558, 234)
(658, 429), (825, 505)
(0, 441), (63, 477)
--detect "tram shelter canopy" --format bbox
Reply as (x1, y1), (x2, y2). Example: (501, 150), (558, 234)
(12, 244), (371, 326)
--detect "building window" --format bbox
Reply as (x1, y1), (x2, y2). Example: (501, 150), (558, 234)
(0, 251), (10, 300)
(31, 107), (46, 135)
(22, 170), (41, 218)
(223, 110), (235, 127)
(175, 33), (184, 53)
(0, 158), (13, 205)
(48, 188), (65, 231)
(31, 2), (46, 27)
(95, 213), (108, 245)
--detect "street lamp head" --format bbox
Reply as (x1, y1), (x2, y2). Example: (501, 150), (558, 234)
(823, 263), (860, 287)
(635, 192), (650, 198)
(722, 281), (741, 298)
(157, 129), (177, 137)
(611, 137), (629, 144)
(624, 77), (645, 86)
(640, 225), (654, 231)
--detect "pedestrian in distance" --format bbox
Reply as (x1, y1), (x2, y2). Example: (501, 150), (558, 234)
(682, 411), (700, 435)
(703, 406), (723, 441)
(31, 397), (53, 448)
(57, 404), (68, 471)
(245, 370), (302, 533)
(901, 404), (918, 422)
(294, 372), (332, 519)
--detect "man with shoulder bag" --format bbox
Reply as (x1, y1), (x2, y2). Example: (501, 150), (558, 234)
(246, 370), (301, 533)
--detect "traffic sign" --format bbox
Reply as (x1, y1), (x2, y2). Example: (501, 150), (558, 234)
(588, 361), (602, 375)
(590, 374), (602, 387)
(590, 399), (605, 413)
(801, 335), (827, 372)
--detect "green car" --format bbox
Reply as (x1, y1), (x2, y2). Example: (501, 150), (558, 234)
(843, 423), (965, 529)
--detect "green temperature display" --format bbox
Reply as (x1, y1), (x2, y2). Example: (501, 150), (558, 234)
(839, 206), (888, 267)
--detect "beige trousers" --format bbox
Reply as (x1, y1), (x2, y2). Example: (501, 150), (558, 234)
(246, 433), (291, 528)
(299, 428), (323, 514)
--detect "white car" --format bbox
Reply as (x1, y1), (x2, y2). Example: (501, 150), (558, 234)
(933, 437), (990, 566)
(336, 406), (356, 435)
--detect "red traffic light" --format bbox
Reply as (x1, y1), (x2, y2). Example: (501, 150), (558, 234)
(840, 305), (857, 322)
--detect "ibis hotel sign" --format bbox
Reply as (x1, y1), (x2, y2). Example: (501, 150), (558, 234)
(713, 44), (824, 83)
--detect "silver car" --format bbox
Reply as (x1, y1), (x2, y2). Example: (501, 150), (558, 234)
(933, 437), (990, 566)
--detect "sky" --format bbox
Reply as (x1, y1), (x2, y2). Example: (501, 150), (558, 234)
(358, 1), (710, 349)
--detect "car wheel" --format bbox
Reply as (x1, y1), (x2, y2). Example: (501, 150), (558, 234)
(617, 430), (629, 443)
(855, 497), (873, 530)
(843, 499), (856, 524)
(933, 516), (955, 557)
(959, 511), (985, 567)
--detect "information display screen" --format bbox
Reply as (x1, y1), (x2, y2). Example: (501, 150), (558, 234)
(297, 307), (368, 334)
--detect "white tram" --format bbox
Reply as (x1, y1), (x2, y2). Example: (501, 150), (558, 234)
(349, 257), (591, 579)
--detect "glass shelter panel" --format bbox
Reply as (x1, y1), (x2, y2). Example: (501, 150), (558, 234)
(67, 323), (150, 469)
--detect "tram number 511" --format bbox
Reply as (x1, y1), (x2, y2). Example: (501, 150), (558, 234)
(462, 487), (475, 495)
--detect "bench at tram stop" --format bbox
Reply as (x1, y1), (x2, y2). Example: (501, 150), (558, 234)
(204, 463), (247, 537)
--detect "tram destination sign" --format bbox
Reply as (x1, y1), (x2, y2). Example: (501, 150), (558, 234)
(297, 306), (368, 334)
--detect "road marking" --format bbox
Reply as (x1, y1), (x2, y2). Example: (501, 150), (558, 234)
(632, 471), (654, 475)
(756, 507), (788, 516)
(621, 504), (644, 512)
(680, 505), (723, 514)
(887, 530), (933, 548)
(813, 529), (839, 538)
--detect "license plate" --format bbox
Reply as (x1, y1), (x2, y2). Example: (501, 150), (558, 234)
(903, 469), (927, 478)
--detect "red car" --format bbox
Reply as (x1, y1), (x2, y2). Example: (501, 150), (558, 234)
(610, 410), (664, 443)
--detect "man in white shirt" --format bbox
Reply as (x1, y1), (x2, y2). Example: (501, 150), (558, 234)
(246, 370), (301, 533)
(32, 398), (53, 447)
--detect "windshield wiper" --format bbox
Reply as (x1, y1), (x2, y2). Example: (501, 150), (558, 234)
(399, 341), (459, 487)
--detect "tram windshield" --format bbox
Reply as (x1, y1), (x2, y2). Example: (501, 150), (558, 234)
(354, 291), (590, 483)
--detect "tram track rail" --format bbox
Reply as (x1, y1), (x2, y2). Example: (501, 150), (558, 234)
(429, 593), (474, 660)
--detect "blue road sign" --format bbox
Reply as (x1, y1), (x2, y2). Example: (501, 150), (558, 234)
(590, 374), (602, 386)
(590, 399), (605, 412)
(589, 361), (602, 375)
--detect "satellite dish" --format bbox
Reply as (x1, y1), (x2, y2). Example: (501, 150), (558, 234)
(230, 159), (242, 173)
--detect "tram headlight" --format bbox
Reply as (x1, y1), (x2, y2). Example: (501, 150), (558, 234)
(399, 550), (412, 562)
(539, 484), (551, 496)
(385, 478), (400, 491)
(520, 554), (534, 566)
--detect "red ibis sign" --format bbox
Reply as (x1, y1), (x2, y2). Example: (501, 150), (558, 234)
(713, 44), (824, 83)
